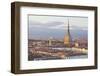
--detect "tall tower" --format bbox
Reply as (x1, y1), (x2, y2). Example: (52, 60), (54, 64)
(48, 37), (52, 46)
(64, 19), (71, 47)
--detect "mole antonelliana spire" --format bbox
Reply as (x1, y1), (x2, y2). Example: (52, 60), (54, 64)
(64, 19), (71, 47)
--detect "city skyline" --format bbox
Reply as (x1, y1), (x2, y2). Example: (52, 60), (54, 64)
(28, 15), (88, 61)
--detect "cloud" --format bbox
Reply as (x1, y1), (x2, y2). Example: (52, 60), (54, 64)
(29, 15), (88, 31)
(29, 20), (65, 28)
(29, 21), (87, 31)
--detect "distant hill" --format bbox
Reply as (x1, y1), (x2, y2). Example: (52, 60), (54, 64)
(29, 28), (88, 41)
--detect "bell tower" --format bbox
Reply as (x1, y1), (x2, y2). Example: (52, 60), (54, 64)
(48, 37), (52, 46)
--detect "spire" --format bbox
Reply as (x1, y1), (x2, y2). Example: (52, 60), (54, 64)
(64, 18), (71, 47)
(68, 19), (70, 35)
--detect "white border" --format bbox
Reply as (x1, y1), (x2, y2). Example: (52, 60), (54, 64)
(20, 7), (95, 70)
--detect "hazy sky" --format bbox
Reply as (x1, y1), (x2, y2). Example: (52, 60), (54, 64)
(28, 15), (88, 40)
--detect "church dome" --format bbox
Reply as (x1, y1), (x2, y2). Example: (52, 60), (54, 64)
(64, 35), (70, 47)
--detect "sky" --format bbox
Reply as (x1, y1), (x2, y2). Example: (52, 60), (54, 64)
(28, 15), (88, 40)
